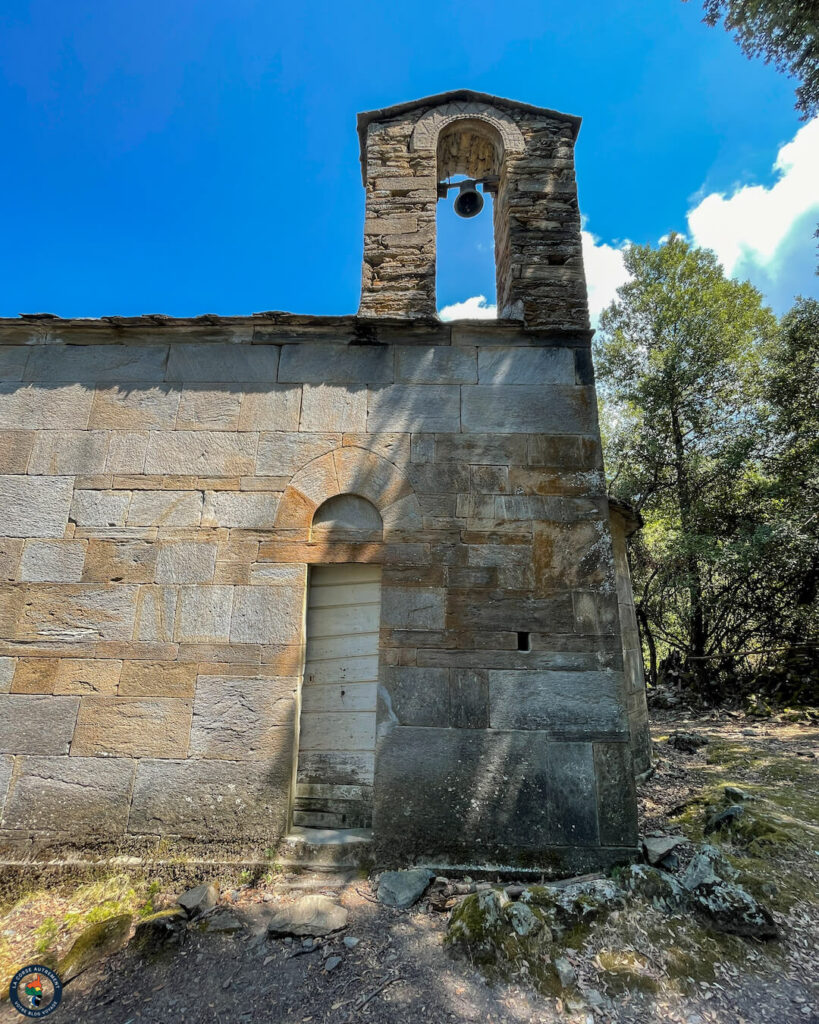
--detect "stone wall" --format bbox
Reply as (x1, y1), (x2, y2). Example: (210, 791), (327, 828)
(357, 91), (589, 331)
(609, 504), (652, 776)
(0, 316), (640, 868)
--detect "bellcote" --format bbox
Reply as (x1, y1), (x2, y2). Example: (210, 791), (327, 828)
(356, 90), (590, 331)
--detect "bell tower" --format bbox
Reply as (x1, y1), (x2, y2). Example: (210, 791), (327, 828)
(357, 90), (590, 330)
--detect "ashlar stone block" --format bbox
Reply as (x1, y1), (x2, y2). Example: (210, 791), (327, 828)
(1, 756), (134, 837)
(201, 492), (278, 529)
(175, 586), (233, 643)
(461, 385), (597, 434)
(129, 757), (290, 840)
(176, 386), (243, 430)
(0, 585), (25, 635)
(127, 490), (203, 528)
(71, 696), (192, 757)
(0, 754), (12, 815)
(0, 346), (31, 381)
(144, 432), (257, 476)
(10, 658), (59, 693)
(0, 657), (16, 692)
(299, 385), (367, 432)
(134, 586), (179, 642)
(82, 539), (158, 583)
(425, 433), (528, 465)
(53, 659), (122, 695)
(119, 661), (196, 698)
(166, 343), (279, 382)
(0, 539), (23, 583)
(381, 586), (445, 630)
(105, 432), (148, 473)
(341, 432), (410, 464)
(27, 430), (107, 475)
(1, 476), (74, 538)
(0, 383), (93, 429)
(238, 385), (301, 431)
(382, 666), (449, 726)
(20, 540), (87, 583)
(256, 432), (340, 477)
(25, 344), (168, 382)
(373, 729), (599, 862)
(89, 385), (181, 429)
(488, 670), (628, 738)
(0, 695), (79, 754)
(477, 347), (575, 384)
(278, 344), (393, 384)
(450, 669), (489, 729)
(248, 563), (306, 585)
(229, 585), (303, 644)
(395, 346), (477, 384)
(572, 591), (620, 635)
(71, 490), (132, 528)
(533, 520), (612, 591)
(155, 542), (217, 584)
(594, 742), (638, 845)
(190, 675), (297, 759)
(16, 584), (139, 642)
(0, 430), (34, 473)
(367, 386), (460, 433)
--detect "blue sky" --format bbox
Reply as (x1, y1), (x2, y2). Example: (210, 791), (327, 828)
(1, 0), (816, 321)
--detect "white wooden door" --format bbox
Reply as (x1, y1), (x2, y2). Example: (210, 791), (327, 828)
(294, 563), (381, 829)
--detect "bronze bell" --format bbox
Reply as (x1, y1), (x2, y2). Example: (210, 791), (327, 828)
(453, 180), (484, 218)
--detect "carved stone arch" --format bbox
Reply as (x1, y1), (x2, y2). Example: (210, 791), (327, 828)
(410, 101), (525, 159)
(274, 447), (422, 537)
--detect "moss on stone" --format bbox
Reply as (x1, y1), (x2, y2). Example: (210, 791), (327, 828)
(445, 889), (510, 965)
(596, 949), (659, 994)
(528, 958), (567, 997)
(57, 914), (132, 982)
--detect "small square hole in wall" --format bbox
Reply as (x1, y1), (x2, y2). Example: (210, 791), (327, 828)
(517, 631), (531, 652)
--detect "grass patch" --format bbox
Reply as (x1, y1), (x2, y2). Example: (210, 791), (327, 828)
(0, 871), (165, 991)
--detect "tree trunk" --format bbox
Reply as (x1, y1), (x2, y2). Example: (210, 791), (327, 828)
(636, 604), (658, 687)
(670, 405), (708, 688)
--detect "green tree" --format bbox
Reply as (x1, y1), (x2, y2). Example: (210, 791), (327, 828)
(688, 0), (819, 119)
(595, 235), (778, 695)
(752, 297), (819, 698)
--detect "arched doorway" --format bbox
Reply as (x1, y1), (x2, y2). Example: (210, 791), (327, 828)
(292, 495), (384, 830)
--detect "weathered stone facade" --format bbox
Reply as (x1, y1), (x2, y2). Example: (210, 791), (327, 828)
(0, 91), (649, 871)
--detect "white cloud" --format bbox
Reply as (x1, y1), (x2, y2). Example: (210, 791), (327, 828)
(687, 119), (819, 288)
(439, 295), (497, 320)
(581, 229), (630, 325)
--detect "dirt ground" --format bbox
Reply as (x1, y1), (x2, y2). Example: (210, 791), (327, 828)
(1, 706), (817, 1024)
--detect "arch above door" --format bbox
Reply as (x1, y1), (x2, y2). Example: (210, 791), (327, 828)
(273, 447), (422, 538)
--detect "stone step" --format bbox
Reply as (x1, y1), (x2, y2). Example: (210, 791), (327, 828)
(278, 827), (374, 870)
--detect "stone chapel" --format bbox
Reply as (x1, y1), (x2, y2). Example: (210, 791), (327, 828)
(0, 90), (650, 873)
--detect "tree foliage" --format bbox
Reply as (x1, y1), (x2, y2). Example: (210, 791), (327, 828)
(596, 236), (818, 702)
(689, 0), (819, 118)
(755, 297), (819, 649)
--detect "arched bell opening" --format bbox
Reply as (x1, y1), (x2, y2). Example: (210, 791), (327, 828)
(435, 118), (504, 319)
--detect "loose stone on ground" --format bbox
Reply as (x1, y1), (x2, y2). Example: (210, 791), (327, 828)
(265, 894), (348, 937)
(376, 868), (435, 909)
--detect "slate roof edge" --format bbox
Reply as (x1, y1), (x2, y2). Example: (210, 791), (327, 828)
(0, 316), (593, 347)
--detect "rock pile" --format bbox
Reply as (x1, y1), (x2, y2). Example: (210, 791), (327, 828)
(445, 878), (626, 994)
(442, 828), (779, 998)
